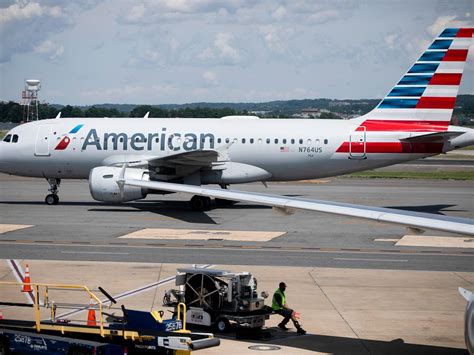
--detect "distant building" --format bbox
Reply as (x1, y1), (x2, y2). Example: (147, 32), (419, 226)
(300, 108), (329, 118)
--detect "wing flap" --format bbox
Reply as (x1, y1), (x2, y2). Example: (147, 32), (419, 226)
(122, 179), (474, 236)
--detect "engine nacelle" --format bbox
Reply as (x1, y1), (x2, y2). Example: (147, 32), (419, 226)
(89, 166), (149, 202)
(201, 162), (272, 184)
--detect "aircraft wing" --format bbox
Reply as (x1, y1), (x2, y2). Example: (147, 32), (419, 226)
(148, 149), (223, 167)
(120, 178), (474, 236)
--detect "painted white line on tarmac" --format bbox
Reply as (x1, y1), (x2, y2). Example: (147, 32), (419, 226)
(61, 251), (129, 255)
(334, 258), (408, 262)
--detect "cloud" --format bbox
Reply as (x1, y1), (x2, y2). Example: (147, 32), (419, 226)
(34, 40), (64, 61)
(383, 33), (399, 49)
(202, 70), (218, 85)
(118, 0), (254, 24)
(0, 1), (98, 63)
(126, 49), (162, 67)
(0, 2), (61, 24)
(426, 15), (457, 36)
(197, 32), (242, 65)
(272, 6), (286, 20)
(214, 32), (240, 63)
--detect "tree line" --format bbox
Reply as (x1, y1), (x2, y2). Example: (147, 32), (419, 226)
(0, 101), (247, 123)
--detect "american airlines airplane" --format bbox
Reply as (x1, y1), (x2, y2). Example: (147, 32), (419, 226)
(1, 27), (473, 235)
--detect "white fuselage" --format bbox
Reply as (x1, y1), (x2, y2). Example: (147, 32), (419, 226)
(0, 117), (473, 182)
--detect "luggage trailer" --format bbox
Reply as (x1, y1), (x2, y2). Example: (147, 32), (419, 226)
(0, 281), (219, 354)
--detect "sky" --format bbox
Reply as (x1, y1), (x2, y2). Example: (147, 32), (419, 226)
(0, 0), (472, 105)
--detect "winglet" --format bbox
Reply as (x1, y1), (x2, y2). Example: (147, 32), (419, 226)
(459, 287), (474, 302)
(144, 111), (150, 119)
(55, 112), (61, 119)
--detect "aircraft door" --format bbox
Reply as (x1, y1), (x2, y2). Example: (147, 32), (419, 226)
(35, 125), (52, 156)
(349, 126), (366, 159)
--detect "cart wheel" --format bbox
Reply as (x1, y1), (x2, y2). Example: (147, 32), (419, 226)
(216, 317), (230, 333)
(0, 338), (10, 355)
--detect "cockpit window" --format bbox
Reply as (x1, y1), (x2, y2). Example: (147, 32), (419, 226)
(3, 134), (11, 142)
(12, 135), (18, 143)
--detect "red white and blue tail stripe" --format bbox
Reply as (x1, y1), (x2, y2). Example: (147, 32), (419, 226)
(360, 27), (473, 132)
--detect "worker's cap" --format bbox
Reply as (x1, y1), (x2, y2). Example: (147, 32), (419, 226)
(279, 282), (287, 288)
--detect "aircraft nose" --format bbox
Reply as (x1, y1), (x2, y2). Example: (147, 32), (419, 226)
(0, 142), (10, 173)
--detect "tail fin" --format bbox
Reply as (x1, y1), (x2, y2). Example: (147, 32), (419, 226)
(362, 27), (473, 131)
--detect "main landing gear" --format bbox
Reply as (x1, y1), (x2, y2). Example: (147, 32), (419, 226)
(45, 178), (61, 205)
(190, 195), (211, 211)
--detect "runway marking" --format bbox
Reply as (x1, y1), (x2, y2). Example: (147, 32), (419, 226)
(396, 235), (474, 249)
(119, 228), (285, 242)
(0, 240), (471, 257)
(0, 224), (33, 234)
(334, 258), (408, 262)
(61, 251), (129, 255)
(374, 238), (400, 242)
(5, 260), (38, 305)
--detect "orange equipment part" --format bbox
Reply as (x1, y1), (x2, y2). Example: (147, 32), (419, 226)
(21, 264), (32, 293)
(87, 299), (97, 326)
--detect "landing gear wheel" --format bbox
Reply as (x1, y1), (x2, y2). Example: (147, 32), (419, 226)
(45, 194), (59, 205)
(45, 178), (61, 205)
(190, 196), (211, 211)
(216, 317), (230, 333)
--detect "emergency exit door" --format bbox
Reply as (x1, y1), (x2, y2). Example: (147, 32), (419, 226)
(35, 125), (52, 156)
(349, 126), (366, 159)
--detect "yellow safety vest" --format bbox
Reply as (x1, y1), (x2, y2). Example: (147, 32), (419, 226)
(272, 288), (286, 311)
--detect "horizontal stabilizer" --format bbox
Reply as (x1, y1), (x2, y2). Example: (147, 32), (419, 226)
(401, 131), (464, 142)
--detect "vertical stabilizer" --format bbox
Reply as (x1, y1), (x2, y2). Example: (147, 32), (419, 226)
(361, 28), (473, 131)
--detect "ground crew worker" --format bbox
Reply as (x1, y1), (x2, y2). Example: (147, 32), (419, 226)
(272, 282), (306, 335)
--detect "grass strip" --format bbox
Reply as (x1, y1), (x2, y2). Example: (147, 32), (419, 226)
(346, 170), (474, 180)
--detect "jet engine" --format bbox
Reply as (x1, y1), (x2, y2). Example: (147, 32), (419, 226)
(89, 166), (149, 202)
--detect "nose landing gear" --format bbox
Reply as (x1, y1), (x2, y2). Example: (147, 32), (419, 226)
(45, 178), (61, 205)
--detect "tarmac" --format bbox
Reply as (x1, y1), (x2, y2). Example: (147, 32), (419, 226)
(0, 173), (473, 353)
(0, 260), (470, 354)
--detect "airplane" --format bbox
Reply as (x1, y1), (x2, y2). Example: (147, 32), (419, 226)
(1, 27), (473, 235)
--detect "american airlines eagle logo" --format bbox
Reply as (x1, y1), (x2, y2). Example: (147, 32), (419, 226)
(55, 124), (84, 150)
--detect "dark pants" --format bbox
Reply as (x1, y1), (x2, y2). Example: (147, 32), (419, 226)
(276, 308), (299, 328)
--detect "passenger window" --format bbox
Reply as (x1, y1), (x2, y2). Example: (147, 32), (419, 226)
(266, 138), (270, 144)
(225, 138), (230, 143)
(258, 138), (262, 143)
(324, 139), (328, 144)
(283, 139), (287, 144)
(3, 134), (12, 142)
(274, 138), (278, 144)
(218, 138), (222, 143)
(299, 139), (303, 144)
(291, 139), (295, 144)
(155, 137), (159, 143)
(12, 135), (18, 143)
(307, 139), (311, 144)
(250, 138), (254, 144)
(242, 138), (246, 144)
(233, 138), (238, 143)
